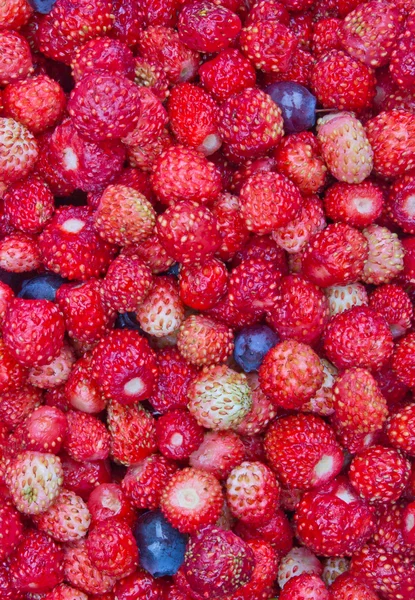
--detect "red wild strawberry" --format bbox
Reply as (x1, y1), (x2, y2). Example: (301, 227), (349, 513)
(43, 583), (89, 599)
(121, 454), (177, 509)
(259, 340), (324, 409)
(102, 253), (153, 313)
(324, 181), (384, 229)
(133, 55), (170, 102)
(365, 110), (415, 179)
(0, 565), (23, 600)
(156, 409), (204, 461)
(265, 413), (343, 491)
(178, 0), (241, 53)
(189, 430), (245, 480)
(9, 530), (64, 594)
(369, 284), (413, 338)
(232, 234), (288, 272)
(91, 330), (158, 405)
(218, 88), (284, 162)
(329, 572), (380, 600)
(3, 176), (54, 234)
(139, 0), (182, 27)
(3, 298), (65, 367)
(161, 467), (223, 533)
(128, 126), (173, 172)
(151, 145), (222, 206)
(403, 236), (415, 283)
(387, 170), (415, 234)
(211, 193), (250, 262)
(23, 406), (67, 454)
(34, 130), (76, 197)
(311, 18), (342, 57)
(0, 384), (42, 430)
(268, 275), (329, 346)
(236, 507), (293, 559)
(68, 72), (141, 142)
(113, 571), (165, 599)
(279, 574), (329, 600)
(183, 527), (255, 598)
(177, 314), (234, 367)
(349, 445), (410, 503)
(0, 281), (13, 326)
(0, 117), (38, 184)
(361, 225), (404, 285)
(56, 279), (115, 347)
(386, 404), (415, 456)
(71, 37), (136, 82)
(235, 373), (278, 436)
(39, 206), (117, 281)
(110, 0), (145, 48)
(226, 461), (280, 525)
(228, 539), (279, 599)
(198, 49), (256, 103)
(323, 306), (393, 371)
(0, 498), (23, 560)
(179, 258), (228, 311)
(64, 539), (116, 595)
(231, 156), (277, 195)
(122, 87), (168, 147)
(168, 83), (221, 156)
(240, 19), (298, 73)
(0, 337), (27, 394)
(317, 112), (373, 184)
(107, 400), (157, 466)
(290, 11), (313, 49)
(245, 0), (289, 25)
(272, 194), (326, 255)
(301, 223), (368, 287)
(239, 171), (302, 234)
(86, 517), (138, 578)
(61, 453), (111, 500)
(138, 26), (200, 84)
(264, 47), (315, 88)
(339, 0), (403, 68)
(148, 347), (198, 414)
(64, 411), (110, 463)
(392, 332), (415, 389)
(0, 30), (32, 86)
(295, 476), (375, 557)
(157, 200), (221, 265)
(3, 74), (66, 135)
(88, 483), (135, 525)
(0, 0), (32, 29)
(127, 232), (175, 274)
(27, 341), (75, 389)
(34, 489), (91, 543)
(390, 33), (415, 91)
(0, 231), (41, 273)
(135, 275), (185, 338)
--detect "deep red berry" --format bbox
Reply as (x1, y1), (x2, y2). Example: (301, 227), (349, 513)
(149, 347), (198, 414)
(107, 400), (157, 466)
(122, 454), (177, 509)
(198, 49), (256, 103)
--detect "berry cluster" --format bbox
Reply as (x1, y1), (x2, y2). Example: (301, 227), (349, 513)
(0, 0), (415, 599)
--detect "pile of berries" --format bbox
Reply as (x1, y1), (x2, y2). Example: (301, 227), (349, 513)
(1, 0), (415, 598)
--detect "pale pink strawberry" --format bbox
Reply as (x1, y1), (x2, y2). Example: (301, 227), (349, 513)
(325, 283), (368, 317)
(28, 343), (76, 389)
(177, 314), (234, 367)
(136, 275), (185, 338)
(361, 224), (404, 284)
(34, 489), (91, 542)
(278, 547), (323, 590)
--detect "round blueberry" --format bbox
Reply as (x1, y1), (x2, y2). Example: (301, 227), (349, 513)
(264, 82), (317, 133)
(28, 0), (57, 14)
(17, 273), (67, 302)
(234, 324), (279, 372)
(165, 263), (180, 278)
(134, 510), (187, 578)
(114, 312), (144, 332)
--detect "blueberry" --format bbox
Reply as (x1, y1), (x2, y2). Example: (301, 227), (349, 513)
(234, 324), (279, 372)
(165, 263), (180, 278)
(114, 312), (143, 332)
(17, 273), (67, 302)
(28, 0), (57, 14)
(0, 269), (36, 294)
(134, 510), (187, 578)
(264, 82), (317, 133)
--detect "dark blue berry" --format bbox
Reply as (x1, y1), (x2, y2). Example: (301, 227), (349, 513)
(165, 263), (180, 278)
(234, 324), (279, 372)
(0, 269), (35, 294)
(134, 510), (187, 578)
(264, 82), (316, 133)
(17, 273), (67, 302)
(114, 312), (144, 332)
(28, 0), (57, 14)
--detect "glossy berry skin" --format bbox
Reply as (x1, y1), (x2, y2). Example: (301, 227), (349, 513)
(122, 454), (177, 510)
(87, 483), (135, 526)
(17, 274), (67, 302)
(86, 517), (138, 578)
(113, 570), (165, 600)
(3, 175), (54, 234)
(179, 258), (228, 311)
(265, 82), (316, 133)
(134, 510), (188, 578)
(198, 49), (256, 103)
(71, 36), (136, 82)
(234, 324), (279, 373)
(149, 347), (198, 414)
(240, 19), (298, 74)
(156, 409), (204, 461)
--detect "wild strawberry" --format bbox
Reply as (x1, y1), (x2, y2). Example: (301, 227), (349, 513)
(312, 17), (342, 57)
(240, 19), (298, 73)
(290, 11), (314, 48)
(272, 195), (326, 256)
(64, 411), (110, 463)
(64, 539), (116, 596)
(339, 0), (402, 68)
(0, 117), (38, 184)
(259, 340), (324, 409)
(369, 284), (413, 338)
(323, 306), (393, 370)
(43, 584), (89, 600)
(133, 56), (170, 102)
(236, 507), (293, 559)
(0, 565), (23, 600)
(198, 48), (256, 103)
(22, 406), (67, 454)
(386, 403), (415, 456)
(0, 231), (41, 273)
(151, 146), (222, 206)
(274, 132), (327, 194)
(0, 337), (27, 394)
(264, 47), (315, 87)
(0, 281), (13, 326)
(227, 258), (281, 317)
(390, 33), (415, 91)
(148, 347), (198, 413)
(39, 206), (117, 281)
(3, 176), (54, 234)
(324, 181), (384, 230)
(403, 236), (415, 283)
(239, 171), (302, 235)
(244, 0), (289, 25)
(91, 330), (158, 405)
(0, 30), (32, 86)
(156, 409), (204, 461)
(177, 314), (234, 367)
(34, 130), (76, 197)
(268, 275), (329, 346)
(4, 74), (65, 135)
(365, 110), (415, 179)
(5, 451), (63, 515)
(161, 467), (223, 533)
(28, 342), (76, 390)
(321, 557), (350, 588)
(277, 547), (322, 589)
(139, 0), (182, 27)
(361, 224), (404, 285)
(138, 26), (200, 84)
(122, 87), (168, 148)
(387, 170), (415, 234)
(0, 498), (23, 560)
(107, 400), (157, 466)
(329, 572), (380, 600)
(189, 430), (245, 480)
(88, 483), (135, 525)
(157, 200), (221, 265)
(61, 453), (111, 500)
(9, 530), (64, 594)
(234, 373), (277, 436)
(128, 126), (173, 172)
(111, 0), (144, 48)
(178, 0), (241, 53)
(317, 112), (373, 184)
(3, 298), (65, 367)
(218, 88), (284, 162)
(114, 571), (165, 599)
(86, 517), (138, 579)
(34, 489), (91, 542)
(71, 36), (135, 82)
(0, 0), (32, 30)
(56, 279), (115, 347)
(295, 476), (375, 556)
(228, 539), (278, 599)
(373, 360), (408, 409)
(179, 258), (228, 311)
(128, 232), (175, 274)
(102, 253), (153, 313)
(226, 461), (280, 525)
(188, 364), (252, 431)
(0, 384), (42, 430)
(231, 156), (276, 195)
(135, 275), (185, 339)
(280, 574), (329, 600)
(121, 454), (177, 509)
